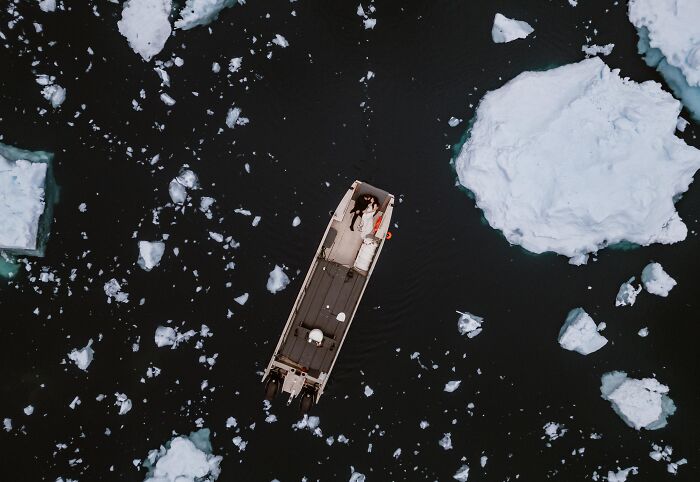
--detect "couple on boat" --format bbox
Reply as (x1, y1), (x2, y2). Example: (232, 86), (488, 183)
(350, 193), (380, 238)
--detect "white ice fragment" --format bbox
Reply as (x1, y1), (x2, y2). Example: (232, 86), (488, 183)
(23, 405), (34, 416)
(480, 456), (488, 467)
(582, 43), (615, 57)
(3, 418), (11, 431)
(363, 18), (376, 29)
(225, 106), (248, 128)
(212, 62), (221, 73)
(68, 339), (94, 371)
(444, 380), (461, 393)
(543, 421), (567, 441)
(114, 393), (132, 415)
(453, 464), (470, 481)
(455, 57), (700, 262)
(138, 241), (165, 271)
(364, 385), (374, 397)
(78, 203), (87, 212)
(0, 156), (47, 251)
(600, 371), (676, 430)
(558, 308), (608, 355)
(272, 34), (289, 48)
(38, 0), (56, 13)
(234, 293), (249, 305)
(456, 311), (483, 338)
(392, 448), (401, 459)
(266, 265), (290, 294)
(638, 327), (649, 337)
(448, 117), (462, 127)
(160, 93), (176, 106)
(104, 278), (129, 303)
(175, 0), (237, 30)
(228, 57), (242, 72)
(616, 277), (642, 307)
(41, 84), (67, 108)
(142, 429), (222, 481)
(491, 13), (534, 43)
(117, 0), (172, 62)
(641, 262), (676, 297)
(439, 433), (453, 450)
(154, 325), (196, 348)
(676, 117), (688, 132)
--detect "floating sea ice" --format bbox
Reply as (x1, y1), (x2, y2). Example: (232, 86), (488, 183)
(349, 466), (366, 482)
(628, 0), (700, 121)
(439, 433), (453, 450)
(444, 380), (461, 393)
(168, 167), (199, 204)
(175, 0), (237, 30)
(600, 371), (676, 430)
(558, 308), (608, 355)
(641, 262), (676, 297)
(638, 327), (649, 337)
(114, 393), (132, 415)
(0, 153), (47, 251)
(582, 43), (615, 57)
(117, 0), (172, 62)
(225, 106), (249, 128)
(41, 83), (67, 108)
(38, 0), (56, 12)
(104, 278), (129, 304)
(138, 241), (165, 271)
(453, 464), (470, 482)
(454, 57), (700, 263)
(448, 117), (462, 127)
(491, 13), (534, 44)
(267, 265), (290, 294)
(234, 293), (249, 305)
(364, 385), (374, 397)
(606, 467), (638, 482)
(24, 405), (34, 416)
(142, 428), (222, 481)
(160, 93), (176, 106)
(615, 277), (642, 307)
(272, 34), (289, 48)
(68, 339), (94, 371)
(456, 311), (484, 338)
(154, 325), (196, 348)
(543, 421), (567, 441)
(292, 414), (322, 437)
(292, 216), (301, 227)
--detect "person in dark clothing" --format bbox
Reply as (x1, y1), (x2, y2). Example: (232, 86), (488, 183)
(349, 194), (378, 231)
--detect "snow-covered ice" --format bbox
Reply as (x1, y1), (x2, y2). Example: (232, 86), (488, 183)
(456, 311), (483, 338)
(266, 265), (289, 294)
(641, 262), (676, 297)
(628, 0), (700, 121)
(558, 308), (608, 355)
(38, 0), (56, 12)
(143, 428), (222, 481)
(0, 154), (47, 251)
(615, 277), (642, 307)
(600, 371), (676, 430)
(138, 241), (165, 271)
(606, 467), (638, 482)
(68, 339), (94, 371)
(117, 0), (172, 62)
(175, 0), (237, 30)
(455, 57), (700, 263)
(491, 13), (534, 44)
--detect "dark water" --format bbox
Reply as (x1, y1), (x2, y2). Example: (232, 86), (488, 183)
(1, 1), (698, 480)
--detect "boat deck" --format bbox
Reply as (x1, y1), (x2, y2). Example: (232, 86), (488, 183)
(277, 258), (367, 378)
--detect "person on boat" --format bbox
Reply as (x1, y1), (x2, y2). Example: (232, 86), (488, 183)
(350, 194), (375, 231)
(359, 199), (380, 238)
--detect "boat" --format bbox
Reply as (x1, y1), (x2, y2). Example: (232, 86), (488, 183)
(262, 180), (395, 412)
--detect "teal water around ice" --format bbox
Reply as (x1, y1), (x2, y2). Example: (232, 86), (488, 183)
(0, 142), (59, 279)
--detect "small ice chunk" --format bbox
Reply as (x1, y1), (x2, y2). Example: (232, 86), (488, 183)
(225, 106), (248, 128)
(142, 429), (222, 481)
(3, 418), (11, 431)
(292, 216), (301, 227)
(175, 0), (237, 30)
(154, 326), (196, 348)
(615, 277), (642, 307)
(272, 34), (289, 48)
(448, 117), (462, 127)
(439, 433), (453, 450)
(453, 464), (470, 481)
(160, 93), (176, 106)
(23, 405), (34, 416)
(38, 0), (56, 12)
(543, 422), (567, 441)
(558, 308), (608, 355)
(114, 393), (132, 415)
(456, 311), (484, 338)
(117, 0), (172, 62)
(68, 339), (94, 371)
(491, 13), (534, 44)
(444, 380), (461, 393)
(364, 385), (374, 397)
(266, 265), (290, 294)
(234, 293), (249, 305)
(363, 18), (376, 29)
(600, 371), (676, 430)
(641, 262), (676, 297)
(138, 241), (165, 271)
(104, 278), (129, 304)
(41, 84), (67, 108)
(638, 327), (649, 337)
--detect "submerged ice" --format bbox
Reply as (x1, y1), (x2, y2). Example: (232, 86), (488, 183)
(454, 57), (700, 263)
(600, 371), (676, 430)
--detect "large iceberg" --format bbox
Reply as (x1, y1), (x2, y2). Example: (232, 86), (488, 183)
(117, 0), (173, 62)
(600, 371), (676, 430)
(142, 428), (222, 481)
(454, 57), (700, 263)
(0, 142), (58, 277)
(628, 0), (700, 121)
(558, 308), (608, 355)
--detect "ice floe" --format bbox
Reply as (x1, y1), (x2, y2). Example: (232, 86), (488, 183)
(68, 339), (94, 371)
(168, 167), (199, 204)
(615, 277), (642, 307)
(453, 464), (470, 481)
(454, 57), (700, 263)
(114, 392), (132, 415)
(605, 466), (638, 482)
(628, 0), (700, 121)
(582, 43), (614, 57)
(543, 421), (567, 441)
(456, 311), (483, 338)
(600, 371), (676, 430)
(491, 13), (533, 44)
(104, 278), (129, 304)
(117, 0), (172, 62)
(266, 265), (289, 294)
(641, 262), (676, 297)
(175, 0), (238, 30)
(444, 380), (461, 393)
(142, 428), (222, 481)
(154, 325), (196, 348)
(558, 308), (607, 355)
(649, 443), (688, 475)
(439, 432), (453, 450)
(138, 241), (165, 271)
(36, 74), (66, 108)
